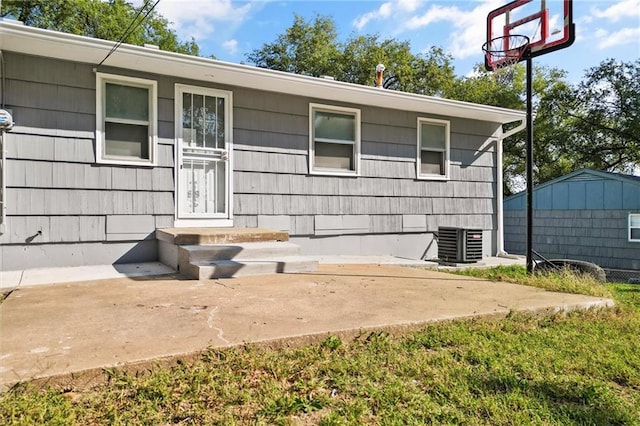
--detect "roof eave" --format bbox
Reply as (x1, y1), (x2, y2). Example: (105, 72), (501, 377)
(0, 20), (525, 124)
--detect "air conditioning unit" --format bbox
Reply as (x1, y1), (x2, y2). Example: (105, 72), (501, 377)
(438, 227), (483, 263)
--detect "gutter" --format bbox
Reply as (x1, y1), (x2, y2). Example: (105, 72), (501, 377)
(496, 119), (526, 256)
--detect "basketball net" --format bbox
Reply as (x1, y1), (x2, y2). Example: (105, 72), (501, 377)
(482, 35), (530, 84)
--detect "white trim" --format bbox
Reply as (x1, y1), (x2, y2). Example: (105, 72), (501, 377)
(309, 103), (361, 176)
(0, 21), (525, 125)
(629, 213), (640, 242)
(173, 219), (234, 228)
(95, 72), (157, 166)
(416, 117), (450, 180)
(174, 84), (233, 224)
(496, 118), (526, 255)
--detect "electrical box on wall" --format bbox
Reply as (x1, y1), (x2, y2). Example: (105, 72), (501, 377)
(0, 109), (13, 131)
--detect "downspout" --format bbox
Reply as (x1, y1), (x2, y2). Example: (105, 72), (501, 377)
(0, 130), (5, 235)
(496, 118), (525, 256)
(0, 50), (7, 236)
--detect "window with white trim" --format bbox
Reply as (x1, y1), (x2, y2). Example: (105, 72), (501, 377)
(417, 118), (449, 179)
(630, 213), (640, 242)
(96, 73), (157, 165)
(309, 104), (360, 175)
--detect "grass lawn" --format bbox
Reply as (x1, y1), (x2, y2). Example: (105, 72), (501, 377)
(1, 266), (639, 425)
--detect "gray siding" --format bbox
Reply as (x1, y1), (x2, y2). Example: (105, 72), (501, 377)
(232, 88), (500, 259)
(2, 51), (503, 269)
(504, 209), (640, 270)
(504, 171), (640, 271)
(1, 53), (172, 269)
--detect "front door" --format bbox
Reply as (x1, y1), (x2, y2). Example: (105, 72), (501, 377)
(175, 85), (232, 226)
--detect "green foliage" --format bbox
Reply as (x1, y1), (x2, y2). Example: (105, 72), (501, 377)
(452, 60), (640, 195)
(496, 60), (640, 194)
(246, 13), (455, 96)
(246, 14), (341, 77)
(1, 272), (639, 424)
(560, 59), (640, 174)
(447, 64), (526, 109)
(321, 335), (343, 351)
(454, 264), (612, 298)
(1, 0), (199, 55)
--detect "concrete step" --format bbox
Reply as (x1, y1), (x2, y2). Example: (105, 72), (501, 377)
(179, 241), (302, 263)
(158, 227), (318, 279)
(157, 227), (289, 245)
(190, 256), (319, 279)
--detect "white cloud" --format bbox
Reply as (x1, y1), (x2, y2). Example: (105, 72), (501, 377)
(579, 1), (640, 53)
(353, 0), (424, 30)
(590, 0), (640, 23)
(402, 1), (503, 60)
(223, 39), (239, 55)
(594, 28), (609, 39)
(405, 5), (459, 29)
(154, 0), (253, 41)
(449, 2), (504, 60)
(353, 1), (394, 30)
(397, 0), (422, 13)
(597, 27), (640, 49)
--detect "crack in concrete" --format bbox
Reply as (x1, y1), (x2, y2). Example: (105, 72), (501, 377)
(207, 306), (230, 345)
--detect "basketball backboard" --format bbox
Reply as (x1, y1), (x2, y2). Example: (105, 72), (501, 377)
(485, 0), (575, 70)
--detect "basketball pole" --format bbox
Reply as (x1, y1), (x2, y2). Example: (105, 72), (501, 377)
(525, 53), (534, 274)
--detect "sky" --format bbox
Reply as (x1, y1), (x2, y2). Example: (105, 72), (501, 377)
(148, 0), (640, 83)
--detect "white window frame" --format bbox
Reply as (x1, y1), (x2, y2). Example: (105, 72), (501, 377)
(96, 73), (157, 166)
(629, 213), (640, 242)
(417, 117), (450, 180)
(309, 103), (361, 176)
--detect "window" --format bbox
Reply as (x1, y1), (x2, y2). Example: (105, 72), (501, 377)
(630, 213), (640, 242)
(96, 73), (157, 165)
(309, 104), (360, 175)
(417, 118), (449, 179)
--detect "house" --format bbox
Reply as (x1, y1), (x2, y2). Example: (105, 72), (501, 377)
(504, 169), (640, 272)
(0, 20), (525, 273)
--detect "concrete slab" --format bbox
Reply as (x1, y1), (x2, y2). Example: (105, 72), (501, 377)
(0, 263), (612, 392)
(0, 262), (175, 290)
(0, 256), (524, 291)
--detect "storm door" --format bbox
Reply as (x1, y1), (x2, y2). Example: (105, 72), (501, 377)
(175, 85), (232, 224)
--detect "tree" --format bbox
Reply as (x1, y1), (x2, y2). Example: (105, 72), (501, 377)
(446, 64), (525, 109)
(1, 0), (199, 55)
(246, 14), (341, 77)
(448, 64), (585, 194)
(529, 66), (578, 185)
(246, 14), (456, 96)
(505, 59), (640, 192)
(557, 59), (640, 174)
(456, 59), (640, 195)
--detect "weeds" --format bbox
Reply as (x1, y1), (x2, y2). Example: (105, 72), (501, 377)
(455, 264), (612, 298)
(1, 269), (639, 425)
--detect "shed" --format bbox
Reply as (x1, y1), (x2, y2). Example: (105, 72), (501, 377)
(504, 169), (640, 271)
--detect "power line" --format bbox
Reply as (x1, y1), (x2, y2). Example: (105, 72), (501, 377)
(96, 0), (161, 68)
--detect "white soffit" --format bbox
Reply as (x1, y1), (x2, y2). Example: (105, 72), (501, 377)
(0, 20), (525, 124)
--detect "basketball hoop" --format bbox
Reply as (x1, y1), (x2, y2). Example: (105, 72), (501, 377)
(482, 35), (530, 71)
(484, 1), (575, 275)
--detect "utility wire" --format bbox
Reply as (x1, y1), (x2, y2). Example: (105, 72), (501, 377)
(96, 0), (161, 68)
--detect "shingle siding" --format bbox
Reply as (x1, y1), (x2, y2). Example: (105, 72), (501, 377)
(504, 169), (640, 271)
(2, 50), (504, 269)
